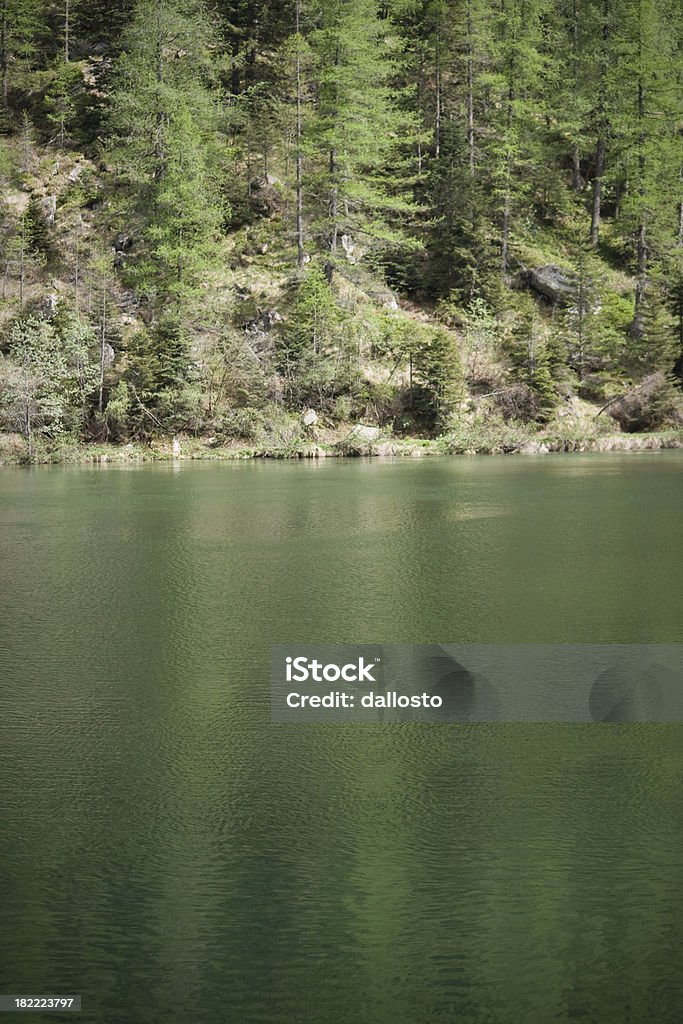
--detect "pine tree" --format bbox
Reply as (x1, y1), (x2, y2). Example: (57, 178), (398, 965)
(108, 0), (228, 312)
(616, 0), (681, 348)
(485, 0), (553, 276)
(0, 0), (43, 115)
(307, 0), (417, 279)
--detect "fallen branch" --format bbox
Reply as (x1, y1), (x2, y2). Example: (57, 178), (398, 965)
(129, 383), (163, 428)
(595, 380), (649, 418)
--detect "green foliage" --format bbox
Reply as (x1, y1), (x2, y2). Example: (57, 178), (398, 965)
(0, 313), (97, 456)
(22, 195), (51, 258)
(458, 298), (499, 385)
(375, 311), (464, 431)
(126, 316), (189, 395)
(108, 0), (229, 311)
(42, 59), (86, 145)
(306, 0), (418, 268)
(411, 325), (464, 429)
(0, 0), (43, 120)
(203, 330), (272, 419)
(504, 300), (558, 421)
(101, 379), (131, 439)
(284, 265), (342, 358)
(278, 266), (354, 408)
(1, 0), (682, 444)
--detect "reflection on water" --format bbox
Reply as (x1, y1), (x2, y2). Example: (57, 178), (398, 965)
(1, 454), (683, 1023)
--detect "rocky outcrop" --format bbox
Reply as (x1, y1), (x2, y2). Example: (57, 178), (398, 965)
(524, 264), (576, 305)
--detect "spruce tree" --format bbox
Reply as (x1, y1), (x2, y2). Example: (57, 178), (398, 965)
(0, 0), (43, 115)
(108, 0), (228, 313)
(616, 0), (681, 349)
(307, 0), (417, 278)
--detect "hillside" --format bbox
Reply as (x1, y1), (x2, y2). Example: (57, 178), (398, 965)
(0, 0), (682, 463)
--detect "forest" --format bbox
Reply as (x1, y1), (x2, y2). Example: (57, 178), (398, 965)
(0, 0), (682, 460)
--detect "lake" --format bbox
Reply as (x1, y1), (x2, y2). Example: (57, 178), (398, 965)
(1, 454), (682, 1024)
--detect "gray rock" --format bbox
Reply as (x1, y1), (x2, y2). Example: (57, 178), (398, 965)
(41, 195), (57, 224)
(524, 265), (576, 305)
(348, 424), (380, 442)
(519, 441), (550, 455)
(341, 234), (357, 263)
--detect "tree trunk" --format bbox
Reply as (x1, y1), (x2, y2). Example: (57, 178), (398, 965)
(98, 286), (107, 414)
(590, 0), (610, 246)
(434, 22), (441, 159)
(571, 148), (582, 191)
(295, 1), (305, 268)
(589, 137), (605, 246)
(466, 0), (475, 176)
(153, 39), (166, 181)
(329, 148), (338, 257)
(24, 397), (32, 461)
(632, 77), (648, 340)
(0, 1), (8, 108)
(501, 87), (514, 276)
(327, 42), (341, 281)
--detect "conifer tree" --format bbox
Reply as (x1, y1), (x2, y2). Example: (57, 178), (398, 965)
(0, 0), (43, 113)
(308, 0), (417, 278)
(108, 0), (228, 313)
(616, 0), (681, 346)
(486, 0), (551, 276)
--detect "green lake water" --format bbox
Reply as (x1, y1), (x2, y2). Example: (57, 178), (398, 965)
(1, 453), (682, 1024)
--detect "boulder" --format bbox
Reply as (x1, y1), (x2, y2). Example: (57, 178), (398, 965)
(335, 423), (381, 455)
(519, 441), (550, 455)
(41, 195), (57, 224)
(607, 372), (683, 432)
(341, 234), (357, 263)
(302, 409), (318, 427)
(524, 265), (576, 305)
(348, 424), (380, 442)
